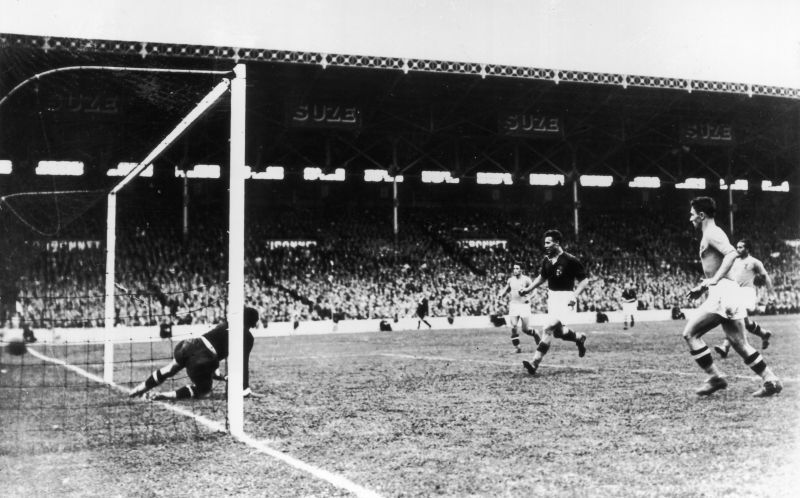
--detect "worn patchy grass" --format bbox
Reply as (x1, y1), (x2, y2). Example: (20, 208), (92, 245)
(2, 316), (799, 497)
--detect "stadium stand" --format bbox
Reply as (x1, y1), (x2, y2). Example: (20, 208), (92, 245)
(7, 185), (799, 328)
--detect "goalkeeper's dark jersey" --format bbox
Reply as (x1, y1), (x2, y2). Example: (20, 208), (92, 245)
(203, 322), (255, 360)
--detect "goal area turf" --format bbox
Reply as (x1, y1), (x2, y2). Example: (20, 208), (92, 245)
(2, 315), (799, 497)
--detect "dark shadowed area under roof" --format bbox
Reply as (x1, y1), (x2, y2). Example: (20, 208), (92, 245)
(1, 33), (798, 188)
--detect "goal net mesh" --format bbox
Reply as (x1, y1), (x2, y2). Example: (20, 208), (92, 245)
(0, 61), (235, 455)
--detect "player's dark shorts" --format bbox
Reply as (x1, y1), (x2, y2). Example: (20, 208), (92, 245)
(173, 338), (219, 391)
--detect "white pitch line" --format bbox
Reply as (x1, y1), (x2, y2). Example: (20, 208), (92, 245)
(27, 347), (126, 391)
(24, 346), (384, 498)
(236, 433), (383, 498)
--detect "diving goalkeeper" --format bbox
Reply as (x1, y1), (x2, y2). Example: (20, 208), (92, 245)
(129, 307), (259, 400)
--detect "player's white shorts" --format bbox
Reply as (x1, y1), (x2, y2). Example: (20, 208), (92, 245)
(622, 301), (637, 314)
(547, 291), (576, 320)
(739, 286), (757, 313)
(508, 302), (532, 319)
(699, 278), (746, 320)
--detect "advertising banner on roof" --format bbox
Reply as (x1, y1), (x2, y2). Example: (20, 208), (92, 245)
(498, 111), (563, 139)
(680, 122), (735, 145)
(287, 103), (361, 130)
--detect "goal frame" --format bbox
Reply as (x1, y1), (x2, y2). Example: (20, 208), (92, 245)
(1, 63), (248, 435)
(103, 64), (248, 435)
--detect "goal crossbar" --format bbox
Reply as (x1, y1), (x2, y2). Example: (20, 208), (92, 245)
(0, 65), (231, 110)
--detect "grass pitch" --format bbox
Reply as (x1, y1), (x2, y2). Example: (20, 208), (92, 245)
(2, 315), (799, 497)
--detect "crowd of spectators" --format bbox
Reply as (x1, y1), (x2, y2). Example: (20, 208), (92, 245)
(6, 195), (800, 329)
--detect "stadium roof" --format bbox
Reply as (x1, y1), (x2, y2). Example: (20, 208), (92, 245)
(3, 0), (799, 89)
(1, 32), (799, 187)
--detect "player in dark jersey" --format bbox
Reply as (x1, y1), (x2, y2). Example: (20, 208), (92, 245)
(621, 282), (637, 330)
(416, 295), (432, 329)
(518, 229), (589, 376)
(129, 307), (260, 400)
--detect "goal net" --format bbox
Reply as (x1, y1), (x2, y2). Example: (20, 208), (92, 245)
(0, 62), (245, 456)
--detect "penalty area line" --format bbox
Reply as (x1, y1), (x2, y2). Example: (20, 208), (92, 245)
(24, 347), (384, 498)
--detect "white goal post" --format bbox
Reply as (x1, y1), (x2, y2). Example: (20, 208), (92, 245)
(227, 64), (247, 436)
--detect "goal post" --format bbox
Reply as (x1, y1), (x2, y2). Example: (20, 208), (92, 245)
(227, 63), (247, 436)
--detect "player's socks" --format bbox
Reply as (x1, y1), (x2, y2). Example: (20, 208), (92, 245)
(511, 329), (521, 352)
(748, 352), (782, 397)
(689, 344), (723, 378)
(576, 333), (587, 357)
(744, 351), (768, 376)
(529, 342), (550, 371)
(746, 321), (773, 349)
(630, 316), (634, 327)
(693, 348), (727, 395)
(560, 328), (586, 357)
(130, 370), (165, 397)
(746, 320), (764, 337)
(761, 330), (772, 350)
(690, 345), (715, 371)
(521, 328), (541, 345)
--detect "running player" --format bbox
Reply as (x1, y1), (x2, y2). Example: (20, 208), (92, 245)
(714, 238), (774, 357)
(520, 230), (589, 375)
(498, 262), (540, 353)
(683, 197), (781, 397)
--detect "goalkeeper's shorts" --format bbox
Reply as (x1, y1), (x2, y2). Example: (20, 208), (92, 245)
(174, 338), (219, 387)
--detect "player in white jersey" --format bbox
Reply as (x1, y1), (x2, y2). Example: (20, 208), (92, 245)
(714, 239), (774, 357)
(683, 197), (781, 397)
(498, 263), (540, 352)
